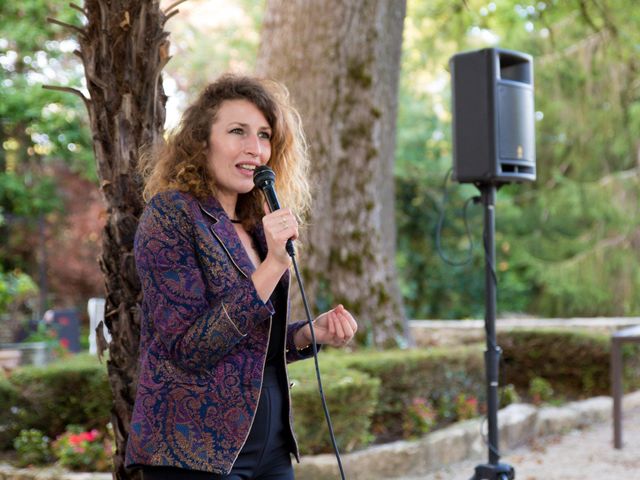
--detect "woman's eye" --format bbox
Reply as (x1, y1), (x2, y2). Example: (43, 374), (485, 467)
(259, 131), (271, 140)
(230, 128), (244, 135)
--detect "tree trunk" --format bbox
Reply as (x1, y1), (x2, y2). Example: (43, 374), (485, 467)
(257, 0), (410, 348)
(76, 1), (170, 478)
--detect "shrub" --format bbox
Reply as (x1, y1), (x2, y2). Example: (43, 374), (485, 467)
(454, 393), (478, 420)
(529, 377), (554, 405)
(499, 329), (640, 398)
(52, 424), (113, 472)
(0, 270), (38, 314)
(402, 397), (437, 438)
(0, 377), (20, 450)
(13, 429), (51, 467)
(340, 345), (485, 442)
(6, 354), (111, 439)
(500, 383), (521, 408)
(289, 357), (380, 455)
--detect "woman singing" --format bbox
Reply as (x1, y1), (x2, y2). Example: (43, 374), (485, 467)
(125, 74), (358, 479)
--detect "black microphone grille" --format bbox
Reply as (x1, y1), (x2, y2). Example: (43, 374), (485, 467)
(253, 165), (275, 188)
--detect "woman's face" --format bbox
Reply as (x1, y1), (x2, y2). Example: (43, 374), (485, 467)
(206, 99), (272, 199)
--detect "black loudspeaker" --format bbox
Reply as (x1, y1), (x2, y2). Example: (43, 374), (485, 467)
(450, 48), (536, 184)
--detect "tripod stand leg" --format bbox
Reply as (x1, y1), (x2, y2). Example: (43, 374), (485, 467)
(472, 462), (515, 480)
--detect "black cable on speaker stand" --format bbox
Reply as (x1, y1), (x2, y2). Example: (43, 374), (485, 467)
(470, 184), (515, 480)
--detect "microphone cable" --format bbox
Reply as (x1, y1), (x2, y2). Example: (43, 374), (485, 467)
(290, 250), (347, 480)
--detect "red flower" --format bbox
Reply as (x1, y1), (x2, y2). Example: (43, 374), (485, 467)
(82, 430), (100, 442)
(68, 434), (84, 446)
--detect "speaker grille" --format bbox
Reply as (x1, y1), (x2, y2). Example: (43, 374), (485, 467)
(498, 84), (535, 163)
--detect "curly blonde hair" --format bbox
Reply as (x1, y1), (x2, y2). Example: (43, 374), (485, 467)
(140, 74), (311, 226)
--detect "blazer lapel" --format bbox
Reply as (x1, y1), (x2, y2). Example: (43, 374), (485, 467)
(198, 197), (255, 279)
(198, 195), (290, 287)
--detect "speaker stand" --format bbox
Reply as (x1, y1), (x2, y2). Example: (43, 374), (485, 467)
(470, 184), (515, 480)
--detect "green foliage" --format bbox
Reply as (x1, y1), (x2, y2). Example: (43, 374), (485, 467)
(13, 428), (51, 467)
(0, 1), (95, 177)
(499, 329), (640, 398)
(402, 397), (437, 438)
(0, 269), (39, 342)
(395, 174), (486, 319)
(500, 383), (521, 408)
(396, 0), (640, 318)
(4, 354), (111, 440)
(0, 172), (62, 218)
(288, 358), (380, 455)
(0, 377), (20, 449)
(454, 393), (479, 420)
(340, 345), (485, 441)
(0, 0), (94, 282)
(528, 377), (554, 405)
(0, 269), (38, 314)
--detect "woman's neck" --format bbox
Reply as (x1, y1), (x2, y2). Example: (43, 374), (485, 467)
(216, 191), (238, 221)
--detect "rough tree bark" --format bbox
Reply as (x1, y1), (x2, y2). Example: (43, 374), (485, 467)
(48, 1), (172, 478)
(256, 0), (410, 347)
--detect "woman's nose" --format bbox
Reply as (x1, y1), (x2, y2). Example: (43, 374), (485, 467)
(244, 134), (261, 157)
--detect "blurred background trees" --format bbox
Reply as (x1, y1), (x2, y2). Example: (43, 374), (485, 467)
(0, 1), (100, 324)
(2, 0), (639, 332)
(395, 0), (640, 319)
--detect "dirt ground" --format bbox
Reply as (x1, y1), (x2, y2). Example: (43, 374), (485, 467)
(397, 406), (640, 480)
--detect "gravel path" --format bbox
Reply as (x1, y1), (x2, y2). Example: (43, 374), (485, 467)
(397, 406), (640, 480)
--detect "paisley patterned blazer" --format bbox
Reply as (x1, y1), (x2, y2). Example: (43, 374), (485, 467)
(125, 190), (313, 474)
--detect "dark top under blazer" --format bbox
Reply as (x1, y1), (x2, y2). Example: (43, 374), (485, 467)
(125, 190), (313, 474)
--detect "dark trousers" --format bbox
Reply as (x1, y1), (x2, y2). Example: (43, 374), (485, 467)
(142, 366), (294, 480)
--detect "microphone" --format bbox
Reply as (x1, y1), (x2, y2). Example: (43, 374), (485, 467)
(253, 165), (295, 257)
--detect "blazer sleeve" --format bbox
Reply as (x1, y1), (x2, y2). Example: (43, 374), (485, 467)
(135, 194), (274, 373)
(285, 320), (320, 363)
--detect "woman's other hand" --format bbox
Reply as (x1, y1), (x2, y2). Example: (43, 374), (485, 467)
(295, 305), (358, 348)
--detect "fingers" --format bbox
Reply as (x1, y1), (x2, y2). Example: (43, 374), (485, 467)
(330, 305), (357, 346)
(261, 209), (299, 265)
(262, 208), (299, 239)
(338, 305), (358, 334)
(332, 309), (346, 340)
(328, 311), (336, 336)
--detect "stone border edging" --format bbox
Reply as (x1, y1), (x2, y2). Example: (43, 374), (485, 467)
(409, 317), (640, 347)
(0, 465), (110, 480)
(2, 391), (639, 480)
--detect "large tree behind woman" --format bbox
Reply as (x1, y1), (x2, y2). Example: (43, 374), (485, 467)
(257, 0), (410, 347)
